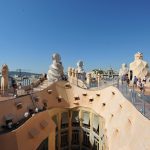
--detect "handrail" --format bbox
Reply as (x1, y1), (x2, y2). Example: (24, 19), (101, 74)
(69, 78), (118, 91)
(70, 77), (150, 119)
(116, 80), (150, 120)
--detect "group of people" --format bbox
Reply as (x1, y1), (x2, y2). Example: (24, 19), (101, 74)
(121, 74), (130, 86)
(133, 76), (146, 92)
(121, 74), (147, 93)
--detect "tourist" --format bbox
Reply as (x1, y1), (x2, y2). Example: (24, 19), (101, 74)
(137, 79), (144, 93)
(126, 76), (130, 86)
(129, 70), (133, 81)
(133, 76), (138, 87)
(121, 75), (125, 84)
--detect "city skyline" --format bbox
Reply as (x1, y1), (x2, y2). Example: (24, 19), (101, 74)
(0, 49), (149, 74)
(0, 0), (150, 73)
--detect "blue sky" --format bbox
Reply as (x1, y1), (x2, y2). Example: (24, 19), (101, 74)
(0, 0), (150, 73)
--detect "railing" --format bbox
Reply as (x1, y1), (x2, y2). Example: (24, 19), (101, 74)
(116, 80), (150, 120)
(69, 77), (118, 90)
(70, 77), (150, 120)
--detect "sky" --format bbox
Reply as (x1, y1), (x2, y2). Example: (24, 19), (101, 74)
(0, 0), (150, 73)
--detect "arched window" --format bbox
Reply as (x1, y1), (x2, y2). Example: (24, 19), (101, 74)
(72, 111), (79, 127)
(61, 112), (69, 129)
(82, 111), (90, 128)
(36, 137), (48, 150)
